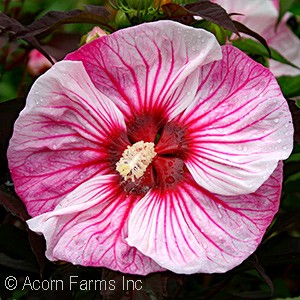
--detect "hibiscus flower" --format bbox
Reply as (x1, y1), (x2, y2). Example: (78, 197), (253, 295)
(212, 0), (300, 76)
(8, 20), (293, 275)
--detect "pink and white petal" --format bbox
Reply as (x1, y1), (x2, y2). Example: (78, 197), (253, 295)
(66, 20), (222, 121)
(127, 164), (282, 274)
(273, 0), (279, 11)
(177, 46), (293, 196)
(213, 0), (300, 76)
(267, 15), (300, 76)
(27, 175), (165, 275)
(8, 61), (128, 216)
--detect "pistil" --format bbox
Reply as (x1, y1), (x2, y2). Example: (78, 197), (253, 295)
(116, 141), (157, 182)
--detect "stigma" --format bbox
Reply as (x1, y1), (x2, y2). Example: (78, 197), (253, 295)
(116, 141), (156, 182)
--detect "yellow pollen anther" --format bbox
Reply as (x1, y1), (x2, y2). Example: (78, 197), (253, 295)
(116, 141), (156, 182)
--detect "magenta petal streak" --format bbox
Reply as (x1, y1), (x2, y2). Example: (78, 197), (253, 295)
(27, 175), (165, 275)
(7, 61), (128, 216)
(65, 20), (222, 121)
(127, 163), (282, 274)
(180, 46), (293, 196)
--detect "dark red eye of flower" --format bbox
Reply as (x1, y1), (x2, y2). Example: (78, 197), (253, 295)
(109, 112), (188, 195)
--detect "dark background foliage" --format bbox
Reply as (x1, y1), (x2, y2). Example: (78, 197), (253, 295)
(1, 0), (300, 299)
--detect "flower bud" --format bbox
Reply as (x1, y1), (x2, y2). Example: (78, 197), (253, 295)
(85, 26), (107, 43)
(27, 49), (55, 77)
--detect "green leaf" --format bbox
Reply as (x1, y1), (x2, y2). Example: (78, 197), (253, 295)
(278, 0), (300, 23)
(9, 289), (29, 300)
(232, 38), (299, 70)
(193, 20), (227, 44)
(277, 75), (300, 98)
(290, 6), (300, 16)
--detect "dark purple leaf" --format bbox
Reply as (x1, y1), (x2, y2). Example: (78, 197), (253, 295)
(232, 20), (271, 57)
(0, 253), (38, 273)
(43, 32), (82, 61)
(0, 12), (24, 34)
(249, 255), (274, 296)
(17, 7), (114, 39)
(23, 36), (55, 65)
(0, 98), (25, 179)
(185, 0), (239, 34)
(27, 229), (47, 275)
(257, 234), (300, 266)
(83, 4), (111, 16)
(265, 209), (300, 239)
(161, 1), (239, 33)
(0, 224), (40, 272)
(0, 186), (47, 273)
(200, 274), (234, 299)
(0, 186), (29, 221)
(161, 3), (195, 25)
(0, 13), (54, 64)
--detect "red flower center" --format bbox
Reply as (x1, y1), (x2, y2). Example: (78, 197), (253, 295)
(108, 112), (189, 195)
